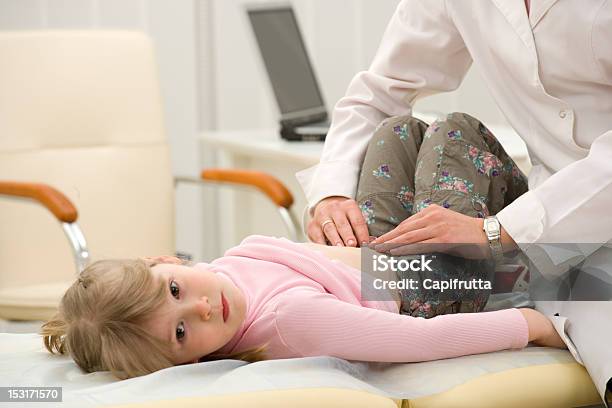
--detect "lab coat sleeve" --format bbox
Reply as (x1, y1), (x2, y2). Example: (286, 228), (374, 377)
(295, 0), (472, 217)
(496, 130), (612, 279)
(272, 290), (528, 362)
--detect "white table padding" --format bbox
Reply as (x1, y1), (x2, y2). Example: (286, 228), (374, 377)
(0, 333), (578, 408)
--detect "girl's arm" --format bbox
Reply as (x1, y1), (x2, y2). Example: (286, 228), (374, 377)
(272, 291), (563, 362)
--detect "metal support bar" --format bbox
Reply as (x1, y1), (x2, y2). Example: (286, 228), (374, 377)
(61, 222), (90, 273)
(278, 207), (299, 242)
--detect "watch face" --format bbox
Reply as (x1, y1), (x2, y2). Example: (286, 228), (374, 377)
(485, 219), (500, 235)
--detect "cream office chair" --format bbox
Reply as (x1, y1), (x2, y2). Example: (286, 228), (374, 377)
(0, 30), (298, 321)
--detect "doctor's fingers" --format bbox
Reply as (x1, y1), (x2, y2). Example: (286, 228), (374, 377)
(308, 214), (345, 246)
(328, 211), (359, 247)
(317, 213), (343, 246)
(327, 199), (369, 246)
(324, 199), (370, 247)
(373, 226), (433, 253)
(372, 216), (429, 244)
(345, 205), (370, 247)
(307, 218), (327, 244)
(313, 198), (364, 246)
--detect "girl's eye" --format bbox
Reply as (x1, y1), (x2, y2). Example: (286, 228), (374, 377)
(176, 322), (186, 341)
(170, 280), (180, 298)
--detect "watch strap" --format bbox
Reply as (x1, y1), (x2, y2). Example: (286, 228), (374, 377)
(483, 216), (503, 261)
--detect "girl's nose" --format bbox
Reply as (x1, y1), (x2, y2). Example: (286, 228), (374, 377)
(193, 296), (211, 321)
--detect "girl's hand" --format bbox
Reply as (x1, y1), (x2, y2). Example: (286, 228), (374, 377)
(519, 308), (567, 349)
(370, 204), (490, 259)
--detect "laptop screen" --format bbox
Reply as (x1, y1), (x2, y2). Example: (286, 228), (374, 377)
(248, 6), (325, 117)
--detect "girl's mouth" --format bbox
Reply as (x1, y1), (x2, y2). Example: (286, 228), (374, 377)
(221, 293), (229, 322)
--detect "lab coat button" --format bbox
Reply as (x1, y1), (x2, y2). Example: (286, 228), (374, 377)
(559, 110), (567, 119)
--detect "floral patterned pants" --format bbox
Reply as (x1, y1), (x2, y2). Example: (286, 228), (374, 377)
(356, 112), (529, 318)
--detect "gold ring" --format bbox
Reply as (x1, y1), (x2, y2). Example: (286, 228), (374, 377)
(320, 219), (335, 229)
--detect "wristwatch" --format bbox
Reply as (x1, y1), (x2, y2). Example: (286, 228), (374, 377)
(483, 216), (503, 261)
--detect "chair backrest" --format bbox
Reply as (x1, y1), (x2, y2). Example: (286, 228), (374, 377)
(0, 31), (175, 293)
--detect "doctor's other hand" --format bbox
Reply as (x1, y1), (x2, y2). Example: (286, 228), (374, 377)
(370, 204), (490, 259)
(308, 196), (370, 247)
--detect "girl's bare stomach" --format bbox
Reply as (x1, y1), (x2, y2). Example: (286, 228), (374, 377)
(300, 242), (401, 310)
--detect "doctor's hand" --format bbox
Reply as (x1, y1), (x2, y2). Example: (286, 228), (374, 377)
(370, 204), (490, 259)
(308, 196), (370, 247)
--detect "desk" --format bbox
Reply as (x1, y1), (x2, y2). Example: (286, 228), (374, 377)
(200, 123), (530, 252)
(200, 129), (318, 253)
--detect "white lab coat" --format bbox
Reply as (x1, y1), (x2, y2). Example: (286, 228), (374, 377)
(297, 0), (611, 247)
(295, 0), (611, 401)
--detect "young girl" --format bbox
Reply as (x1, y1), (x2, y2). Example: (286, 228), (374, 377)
(42, 112), (566, 379)
(41, 236), (564, 379)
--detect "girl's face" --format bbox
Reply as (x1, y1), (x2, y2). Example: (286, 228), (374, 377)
(145, 263), (246, 365)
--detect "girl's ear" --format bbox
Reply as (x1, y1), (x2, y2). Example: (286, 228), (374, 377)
(141, 256), (183, 266)
(161, 256), (184, 265)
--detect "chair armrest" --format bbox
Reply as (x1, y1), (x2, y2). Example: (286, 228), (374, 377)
(200, 169), (294, 209)
(0, 181), (78, 223)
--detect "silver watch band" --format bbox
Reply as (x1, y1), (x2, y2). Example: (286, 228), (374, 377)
(483, 216), (503, 261)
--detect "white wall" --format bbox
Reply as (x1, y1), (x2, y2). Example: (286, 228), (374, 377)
(211, 0), (511, 131)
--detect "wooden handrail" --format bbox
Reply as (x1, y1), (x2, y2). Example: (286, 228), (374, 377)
(201, 169), (294, 209)
(0, 181), (78, 223)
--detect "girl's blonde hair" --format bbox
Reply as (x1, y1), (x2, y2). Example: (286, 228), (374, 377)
(41, 259), (266, 379)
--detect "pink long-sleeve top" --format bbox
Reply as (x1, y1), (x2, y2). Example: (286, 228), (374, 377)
(202, 236), (528, 362)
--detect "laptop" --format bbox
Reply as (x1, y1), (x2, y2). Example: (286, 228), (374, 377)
(247, 3), (330, 141)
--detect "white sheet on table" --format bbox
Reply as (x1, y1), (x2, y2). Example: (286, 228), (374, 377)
(0, 333), (578, 408)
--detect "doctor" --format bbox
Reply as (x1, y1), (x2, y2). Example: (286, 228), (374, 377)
(297, 0), (611, 258)
(296, 0), (611, 402)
